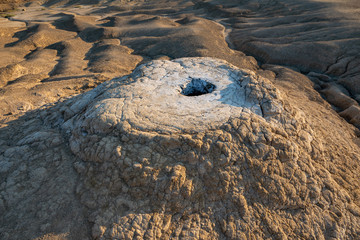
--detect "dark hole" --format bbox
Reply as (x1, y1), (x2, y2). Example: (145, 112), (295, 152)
(181, 78), (216, 96)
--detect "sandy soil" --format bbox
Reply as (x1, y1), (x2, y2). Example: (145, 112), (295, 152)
(1, 0), (360, 239)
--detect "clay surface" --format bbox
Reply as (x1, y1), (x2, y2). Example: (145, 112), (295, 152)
(2, 58), (360, 240)
(1, 1), (360, 240)
(69, 58), (282, 134)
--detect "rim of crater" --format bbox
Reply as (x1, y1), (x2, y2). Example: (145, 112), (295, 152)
(72, 57), (279, 134)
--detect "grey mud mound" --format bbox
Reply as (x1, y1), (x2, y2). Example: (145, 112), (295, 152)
(66, 58), (282, 134)
(55, 58), (359, 239)
(1, 0), (360, 239)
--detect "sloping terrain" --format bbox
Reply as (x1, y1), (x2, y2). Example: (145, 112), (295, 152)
(198, 0), (360, 127)
(0, 0), (360, 239)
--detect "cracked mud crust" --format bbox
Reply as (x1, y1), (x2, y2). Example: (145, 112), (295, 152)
(1, 0), (360, 238)
(52, 58), (359, 239)
(66, 58), (283, 134)
(1, 57), (360, 239)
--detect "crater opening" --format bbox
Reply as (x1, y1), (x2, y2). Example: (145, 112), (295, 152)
(181, 78), (216, 96)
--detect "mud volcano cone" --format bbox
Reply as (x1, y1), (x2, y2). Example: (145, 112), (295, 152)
(62, 58), (360, 239)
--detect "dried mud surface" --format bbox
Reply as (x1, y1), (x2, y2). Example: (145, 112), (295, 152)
(1, 0), (360, 239)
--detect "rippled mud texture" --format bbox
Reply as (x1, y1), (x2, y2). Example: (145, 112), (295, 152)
(202, 0), (360, 127)
(2, 58), (360, 239)
(65, 58), (360, 239)
(0, 0), (259, 125)
(1, 0), (360, 129)
(1, 1), (360, 240)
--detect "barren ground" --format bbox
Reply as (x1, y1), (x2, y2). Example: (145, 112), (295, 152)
(1, 0), (360, 239)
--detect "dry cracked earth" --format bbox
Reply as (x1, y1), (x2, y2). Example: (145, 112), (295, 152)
(1, 0), (360, 239)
